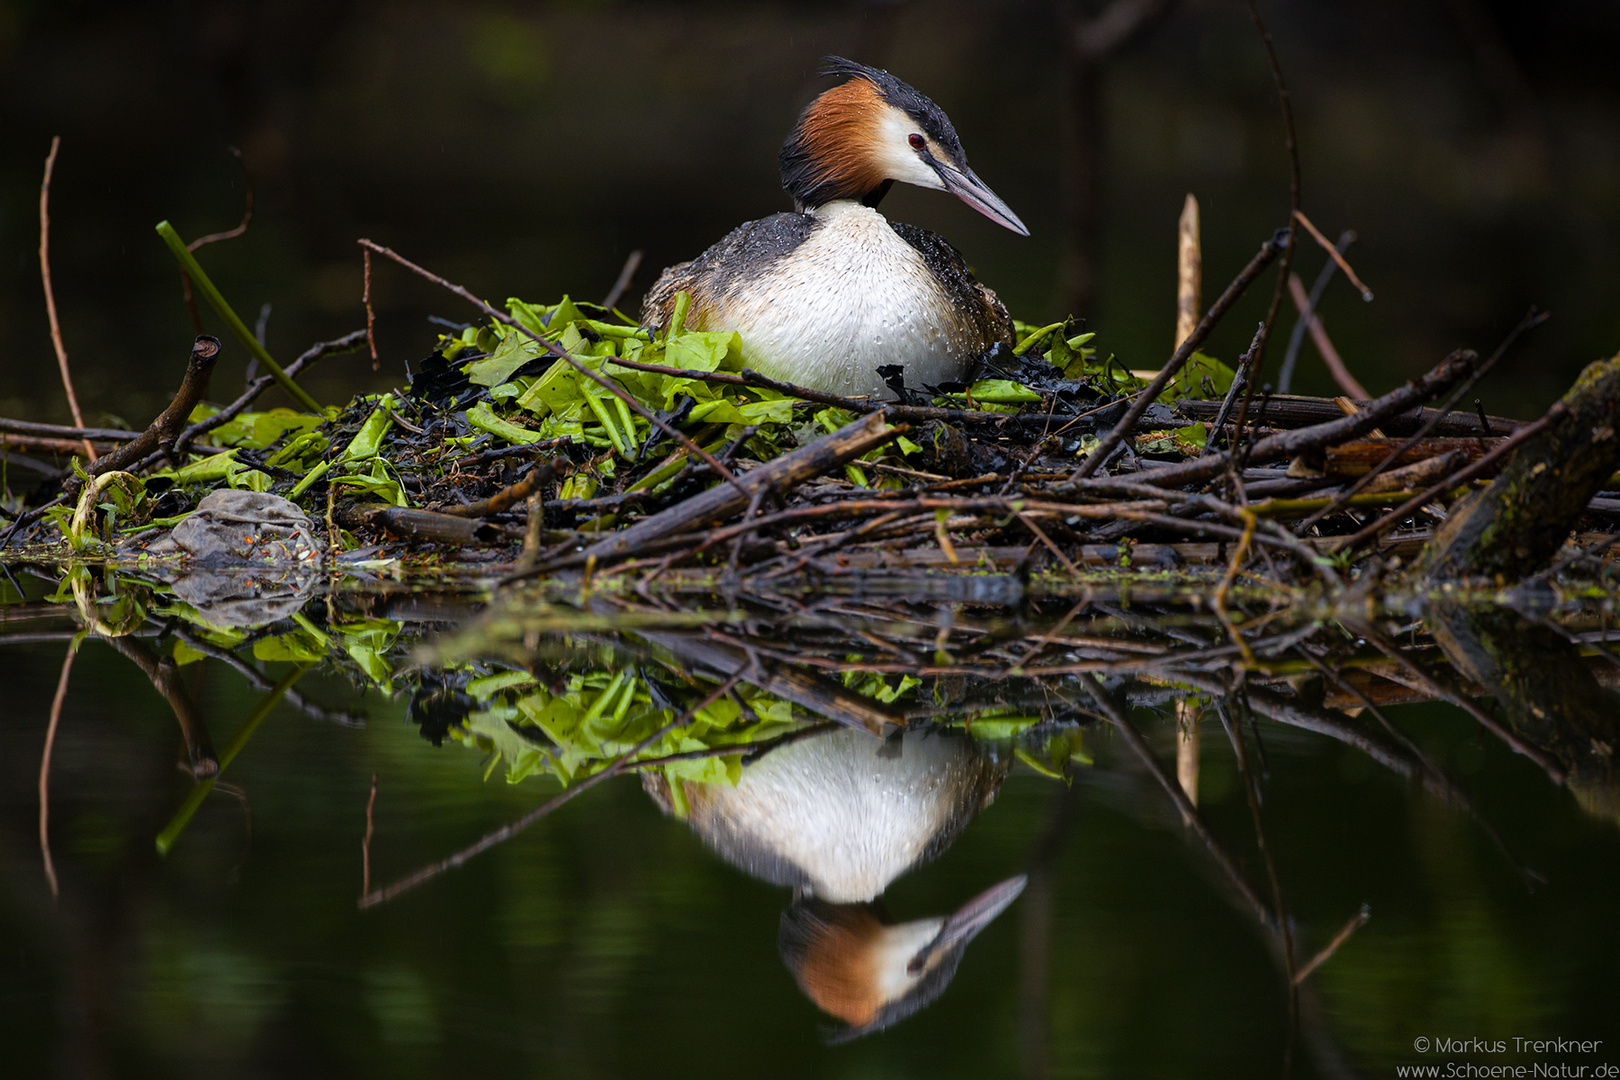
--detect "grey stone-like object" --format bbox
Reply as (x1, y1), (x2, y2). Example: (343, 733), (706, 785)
(150, 489), (325, 565)
(139, 490), (327, 628)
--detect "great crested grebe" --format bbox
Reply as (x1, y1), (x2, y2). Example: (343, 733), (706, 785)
(642, 727), (1007, 904)
(642, 57), (1028, 400)
(778, 876), (1027, 1040)
(642, 727), (1021, 1039)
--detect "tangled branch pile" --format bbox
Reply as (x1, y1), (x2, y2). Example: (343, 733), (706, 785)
(4, 227), (1619, 595)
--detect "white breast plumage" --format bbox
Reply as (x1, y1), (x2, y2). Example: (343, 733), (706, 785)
(686, 728), (980, 904)
(707, 201), (978, 399)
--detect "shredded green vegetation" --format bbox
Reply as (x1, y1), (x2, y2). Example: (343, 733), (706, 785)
(31, 293), (1235, 558)
(19, 289), (1231, 557)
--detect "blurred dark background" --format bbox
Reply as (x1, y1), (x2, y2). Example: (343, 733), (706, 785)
(3, 0), (1619, 427)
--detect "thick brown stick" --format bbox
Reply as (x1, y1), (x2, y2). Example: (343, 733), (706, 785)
(438, 458), (558, 518)
(337, 505), (506, 546)
(532, 410), (906, 572)
(177, 329), (366, 454)
(38, 137), (94, 461)
(70, 337), (221, 490)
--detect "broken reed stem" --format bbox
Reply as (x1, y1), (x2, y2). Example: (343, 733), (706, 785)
(1072, 231), (1287, 481)
(1176, 193), (1201, 350)
(358, 238), (749, 502)
(1175, 699), (1200, 805)
(38, 137), (95, 462)
(39, 634), (81, 899)
(359, 669), (746, 908)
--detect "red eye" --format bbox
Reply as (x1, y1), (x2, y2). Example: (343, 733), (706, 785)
(908, 133), (926, 151)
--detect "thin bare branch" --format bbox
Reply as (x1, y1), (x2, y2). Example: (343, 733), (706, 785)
(38, 137), (94, 462)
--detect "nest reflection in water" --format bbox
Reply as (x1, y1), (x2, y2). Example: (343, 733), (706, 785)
(10, 564), (1619, 1065)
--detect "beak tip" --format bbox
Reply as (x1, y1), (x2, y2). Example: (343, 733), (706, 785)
(941, 166), (1030, 238)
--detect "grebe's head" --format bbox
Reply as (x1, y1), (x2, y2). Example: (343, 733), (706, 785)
(778, 875), (1028, 1041)
(779, 57), (1029, 236)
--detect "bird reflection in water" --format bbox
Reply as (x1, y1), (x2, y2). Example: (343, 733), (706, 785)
(643, 726), (1024, 1038)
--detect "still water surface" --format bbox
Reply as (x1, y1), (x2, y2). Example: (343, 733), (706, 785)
(1, 572), (1616, 1078)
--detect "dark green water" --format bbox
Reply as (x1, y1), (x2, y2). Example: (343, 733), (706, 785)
(2, 572), (1616, 1078)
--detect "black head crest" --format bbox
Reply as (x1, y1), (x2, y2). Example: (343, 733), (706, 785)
(817, 56), (967, 167)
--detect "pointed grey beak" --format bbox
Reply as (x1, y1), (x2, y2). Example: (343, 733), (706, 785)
(907, 874), (1028, 974)
(938, 165), (1030, 236)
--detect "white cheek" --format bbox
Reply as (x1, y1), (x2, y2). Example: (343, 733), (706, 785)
(875, 110), (946, 191)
